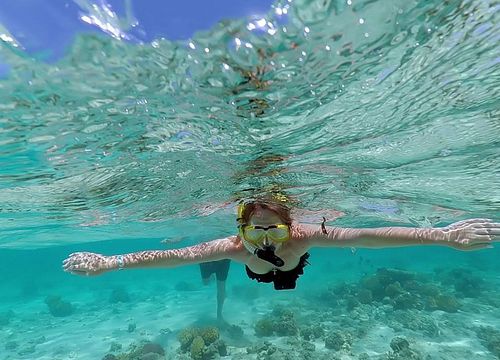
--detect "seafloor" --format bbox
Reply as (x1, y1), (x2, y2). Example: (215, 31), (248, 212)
(2, 263), (500, 360)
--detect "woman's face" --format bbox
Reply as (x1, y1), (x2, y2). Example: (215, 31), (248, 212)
(248, 207), (290, 247)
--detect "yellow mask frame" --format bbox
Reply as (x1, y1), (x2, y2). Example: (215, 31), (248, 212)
(237, 202), (290, 245)
(240, 224), (290, 245)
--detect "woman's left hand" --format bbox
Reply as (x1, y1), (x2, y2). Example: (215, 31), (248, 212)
(62, 252), (113, 276)
(442, 218), (499, 250)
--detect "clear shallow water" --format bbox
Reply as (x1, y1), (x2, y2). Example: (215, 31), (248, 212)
(0, 0), (500, 359)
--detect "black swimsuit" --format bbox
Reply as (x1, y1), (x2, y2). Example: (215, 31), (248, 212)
(245, 253), (310, 290)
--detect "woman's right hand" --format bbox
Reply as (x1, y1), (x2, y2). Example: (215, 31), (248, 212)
(442, 218), (499, 250)
(63, 252), (113, 276)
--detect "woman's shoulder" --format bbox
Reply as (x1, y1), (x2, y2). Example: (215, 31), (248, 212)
(291, 222), (335, 244)
(223, 236), (253, 263)
(219, 235), (245, 253)
(291, 223), (319, 238)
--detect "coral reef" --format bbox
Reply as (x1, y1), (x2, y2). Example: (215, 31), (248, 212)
(128, 323), (136, 333)
(190, 336), (205, 360)
(385, 282), (404, 298)
(360, 268), (423, 307)
(178, 327), (197, 352)
(299, 323), (324, 341)
(357, 288), (373, 304)
(324, 330), (353, 351)
(318, 267), (462, 314)
(272, 309), (298, 336)
(431, 294), (460, 313)
(254, 308), (298, 337)
(317, 282), (356, 309)
(109, 342), (122, 352)
(388, 310), (440, 337)
(255, 318), (274, 337)
(476, 326), (500, 358)
(200, 326), (219, 345)
(246, 341), (277, 357)
(44, 295), (73, 317)
(392, 292), (423, 310)
(386, 337), (422, 360)
(346, 295), (360, 311)
(247, 340), (318, 360)
(176, 326), (226, 360)
(102, 341), (165, 360)
(225, 324), (244, 340)
(360, 268), (415, 301)
(437, 268), (483, 297)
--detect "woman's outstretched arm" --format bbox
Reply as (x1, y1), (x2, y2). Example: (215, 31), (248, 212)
(297, 218), (499, 251)
(63, 236), (242, 276)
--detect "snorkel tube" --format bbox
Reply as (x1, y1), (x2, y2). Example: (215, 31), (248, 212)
(254, 245), (285, 267)
(241, 237), (285, 267)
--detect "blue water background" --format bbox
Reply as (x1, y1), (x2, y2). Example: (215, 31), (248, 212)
(0, 0), (499, 358)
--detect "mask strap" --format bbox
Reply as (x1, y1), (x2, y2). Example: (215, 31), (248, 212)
(236, 203), (245, 224)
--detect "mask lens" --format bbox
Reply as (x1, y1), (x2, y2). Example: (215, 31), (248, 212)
(268, 226), (290, 242)
(243, 227), (266, 243)
(243, 225), (290, 244)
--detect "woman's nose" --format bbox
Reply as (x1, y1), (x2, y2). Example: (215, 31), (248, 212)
(263, 236), (271, 246)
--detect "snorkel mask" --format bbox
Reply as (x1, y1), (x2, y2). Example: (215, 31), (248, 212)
(237, 202), (290, 267)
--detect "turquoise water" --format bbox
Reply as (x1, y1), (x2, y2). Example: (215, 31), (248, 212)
(1, 0), (499, 359)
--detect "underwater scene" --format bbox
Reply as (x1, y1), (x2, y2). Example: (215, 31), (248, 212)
(1, 0), (499, 359)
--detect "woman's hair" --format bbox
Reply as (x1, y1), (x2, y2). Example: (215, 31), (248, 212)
(238, 200), (292, 226)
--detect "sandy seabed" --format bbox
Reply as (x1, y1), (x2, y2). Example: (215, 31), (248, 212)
(1, 265), (500, 360)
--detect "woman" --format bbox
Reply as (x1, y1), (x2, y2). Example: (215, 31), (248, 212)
(63, 200), (499, 290)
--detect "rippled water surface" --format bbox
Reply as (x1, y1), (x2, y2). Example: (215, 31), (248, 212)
(0, 0), (499, 248)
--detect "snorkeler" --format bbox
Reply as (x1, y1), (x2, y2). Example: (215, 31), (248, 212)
(199, 260), (230, 323)
(63, 200), (499, 290)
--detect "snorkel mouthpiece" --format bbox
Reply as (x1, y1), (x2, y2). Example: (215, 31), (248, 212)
(254, 245), (285, 267)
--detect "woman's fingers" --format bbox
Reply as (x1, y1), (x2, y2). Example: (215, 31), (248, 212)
(471, 223), (500, 242)
(467, 235), (494, 244)
(446, 220), (500, 250)
(62, 252), (102, 275)
(474, 228), (500, 236)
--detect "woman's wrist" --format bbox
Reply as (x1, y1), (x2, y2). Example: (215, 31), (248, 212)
(426, 228), (448, 244)
(108, 255), (125, 270)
